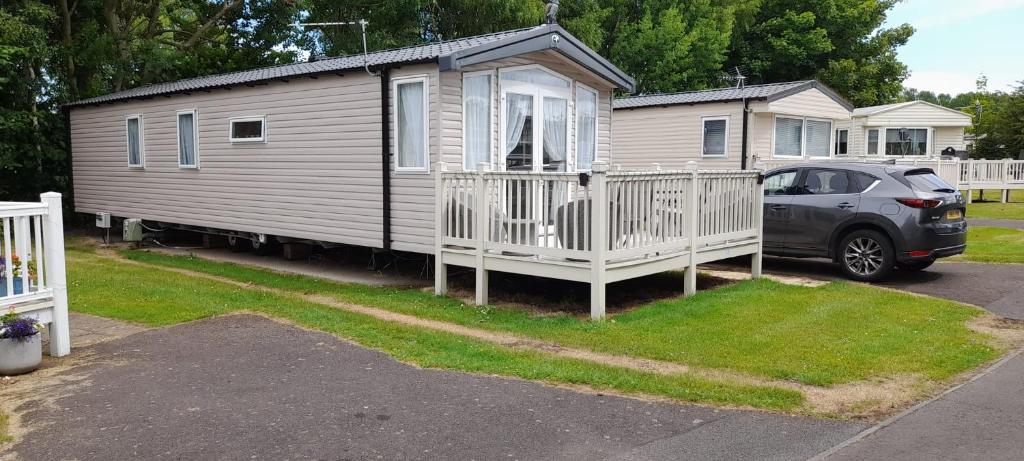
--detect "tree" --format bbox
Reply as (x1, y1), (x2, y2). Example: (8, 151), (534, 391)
(727, 0), (912, 106)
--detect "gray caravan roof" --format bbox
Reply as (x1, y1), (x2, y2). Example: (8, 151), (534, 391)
(613, 80), (853, 111)
(69, 24), (635, 107)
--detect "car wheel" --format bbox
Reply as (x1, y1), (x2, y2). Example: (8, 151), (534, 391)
(900, 260), (934, 272)
(838, 230), (894, 282)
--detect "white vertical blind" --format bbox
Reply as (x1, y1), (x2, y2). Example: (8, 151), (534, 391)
(177, 112), (197, 166)
(702, 118), (727, 156)
(397, 80), (426, 169)
(575, 87), (597, 170)
(463, 74), (491, 170)
(773, 117), (803, 156)
(805, 120), (831, 157)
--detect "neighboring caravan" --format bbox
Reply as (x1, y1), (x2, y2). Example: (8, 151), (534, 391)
(67, 24), (634, 255)
(841, 100), (973, 158)
(611, 81), (853, 170)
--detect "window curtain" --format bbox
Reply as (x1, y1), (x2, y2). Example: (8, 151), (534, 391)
(543, 97), (568, 222)
(805, 120), (831, 157)
(397, 81), (426, 169)
(178, 113), (196, 166)
(774, 117), (802, 156)
(463, 75), (491, 170)
(504, 93), (532, 161)
(703, 119), (727, 156)
(576, 88), (597, 170)
(127, 118), (141, 165)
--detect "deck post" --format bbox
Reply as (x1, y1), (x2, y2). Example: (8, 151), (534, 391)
(966, 159), (974, 204)
(752, 170), (765, 279)
(684, 162), (699, 296)
(474, 162), (489, 306)
(433, 162), (448, 295)
(40, 192), (70, 357)
(590, 161), (610, 320)
(1002, 159), (1011, 203)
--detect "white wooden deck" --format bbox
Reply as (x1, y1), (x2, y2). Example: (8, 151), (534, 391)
(434, 161), (764, 319)
(1, 193), (71, 357)
(755, 157), (1024, 202)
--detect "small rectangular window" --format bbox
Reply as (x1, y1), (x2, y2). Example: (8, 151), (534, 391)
(463, 73), (491, 170)
(773, 117), (803, 157)
(576, 85), (598, 169)
(229, 117), (266, 143)
(867, 129), (879, 155)
(177, 110), (199, 168)
(126, 115), (144, 167)
(701, 116), (728, 157)
(394, 76), (428, 172)
(835, 129), (848, 155)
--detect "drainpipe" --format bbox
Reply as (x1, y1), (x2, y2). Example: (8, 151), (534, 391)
(380, 67), (392, 251)
(740, 98), (750, 170)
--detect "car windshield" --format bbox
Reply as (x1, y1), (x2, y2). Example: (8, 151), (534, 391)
(904, 170), (956, 193)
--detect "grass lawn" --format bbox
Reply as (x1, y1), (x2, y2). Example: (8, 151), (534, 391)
(66, 247), (800, 411)
(956, 226), (1024, 264)
(0, 410), (10, 445)
(967, 189), (1024, 220)
(119, 248), (1001, 388)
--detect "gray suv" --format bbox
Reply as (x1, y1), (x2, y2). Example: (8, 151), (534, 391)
(762, 163), (967, 281)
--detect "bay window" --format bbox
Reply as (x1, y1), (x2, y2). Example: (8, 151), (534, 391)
(394, 76), (429, 172)
(576, 85), (597, 170)
(462, 72), (492, 170)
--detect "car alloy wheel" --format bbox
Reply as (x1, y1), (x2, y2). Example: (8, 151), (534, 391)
(844, 237), (884, 276)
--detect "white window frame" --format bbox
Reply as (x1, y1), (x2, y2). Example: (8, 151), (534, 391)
(700, 115), (730, 158)
(770, 115), (834, 159)
(575, 82), (599, 171)
(125, 114), (145, 168)
(228, 116), (267, 143)
(883, 127), (932, 157)
(461, 70), (495, 171)
(176, 109), (199, 169)
(392, 75), (430, 174)
(834, 128), (849, 155)
(866, 128), (880, 155)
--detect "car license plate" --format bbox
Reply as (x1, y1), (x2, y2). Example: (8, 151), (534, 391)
(946, 209), (963, 220)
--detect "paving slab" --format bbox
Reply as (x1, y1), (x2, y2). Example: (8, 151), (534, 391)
(3, 314), (866, 460)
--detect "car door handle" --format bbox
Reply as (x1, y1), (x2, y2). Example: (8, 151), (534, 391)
(769, 204), (788, 211)
(837, 202), (855, 209)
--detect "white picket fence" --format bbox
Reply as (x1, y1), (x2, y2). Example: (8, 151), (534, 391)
(434, 161), (763, 319)
(754, 156), (1024, 201)
(1, 193), (71, 357)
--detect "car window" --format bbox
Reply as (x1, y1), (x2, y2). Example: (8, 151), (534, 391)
(852, 172), (880, 193)
(797, 169), (855, 195)
(764, 170), (798, 196)
(903, 170), (956, 193)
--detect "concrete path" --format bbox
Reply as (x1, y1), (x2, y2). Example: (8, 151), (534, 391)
(3, 315), (866, 460)
(820, 350), (1024, 461)
(968, 218), (1024, 230)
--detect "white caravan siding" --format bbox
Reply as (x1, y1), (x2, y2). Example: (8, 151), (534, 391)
(70, 73), (386, 248)
(767, 88), (851, 120)
(934, 127), (966, 151)
(613, 102), (744, 169)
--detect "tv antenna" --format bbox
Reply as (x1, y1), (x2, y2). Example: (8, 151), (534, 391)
(295, 19), (377, 76)
(730, 66), (747, 89)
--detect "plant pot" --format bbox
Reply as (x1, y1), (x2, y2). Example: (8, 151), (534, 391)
(0, 335), (42, 375)
(0, 278), (25, 297)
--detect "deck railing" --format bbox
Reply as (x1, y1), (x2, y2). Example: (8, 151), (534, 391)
(435, 162), (763, 319)
(0, 193), (70, 357)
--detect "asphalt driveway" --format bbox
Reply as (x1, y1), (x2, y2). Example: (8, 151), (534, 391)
(3, 314), (864, 461)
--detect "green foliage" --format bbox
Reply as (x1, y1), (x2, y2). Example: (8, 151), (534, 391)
(727, 0), (912, 106)
(955, 226), (1024, 264)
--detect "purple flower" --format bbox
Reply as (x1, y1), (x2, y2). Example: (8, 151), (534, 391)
(0, 317), (39, 341)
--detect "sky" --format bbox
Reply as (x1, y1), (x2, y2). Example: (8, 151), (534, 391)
(884, 0), (1024, 95)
